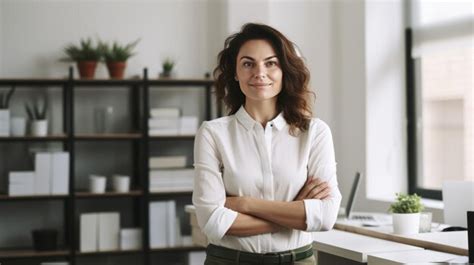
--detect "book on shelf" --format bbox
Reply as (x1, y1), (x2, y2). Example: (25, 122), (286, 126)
(80, 212), (120, 252)
(149, 200), (181, 248)
(148, 116), (198, 136)
(51, 152), (69, 195)
(120, 228), (142, 250)
(149, 168), (194, 192)
(180, 116), (198, 135)
(80, 213), (98, 252)
(149, 128), (180, 136)
(150, 108), (180, 118)
(98, 212), (120, 251)
(148, 118), (179, 129)
(149, 168), (194, 178)
(8, 171), (35, 196)
(149, 155), (187, 169)
(7, 152), (70, 196)
(35, 152), (51, 195)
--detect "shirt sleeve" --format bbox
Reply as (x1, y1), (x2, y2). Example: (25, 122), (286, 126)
(192, 122), (238, 241)
(303, 120), (342, 232)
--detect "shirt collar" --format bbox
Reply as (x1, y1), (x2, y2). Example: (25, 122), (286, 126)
(235, 105), (287, 131)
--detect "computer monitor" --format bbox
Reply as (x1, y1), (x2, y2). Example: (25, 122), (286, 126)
(345, 172), (361, 218)
(442, 181), (474, 227)
(468, 211), (473, 263)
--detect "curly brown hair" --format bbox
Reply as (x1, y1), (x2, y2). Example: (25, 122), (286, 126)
(213, 23), (314, 134)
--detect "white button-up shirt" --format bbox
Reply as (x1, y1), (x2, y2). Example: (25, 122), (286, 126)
(193, 106), (341, 253)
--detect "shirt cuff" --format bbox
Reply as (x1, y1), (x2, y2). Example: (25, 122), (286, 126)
(303, 199), (323, 231)
(202, 206), (239, 241)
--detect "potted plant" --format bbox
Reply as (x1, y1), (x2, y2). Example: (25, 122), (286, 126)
(63, 38), (102, 79)
(0, 86), (15, 136)
(99, 39), (140, 79)
(159, 58), (175, 78)
(389, 193), (424, 235)
(25, 95), (48, 137)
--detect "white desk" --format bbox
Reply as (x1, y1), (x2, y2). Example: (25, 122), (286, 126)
(312, 230), (421, 264)
(335, 219), (468, 256)
(367, 249), (467, 265)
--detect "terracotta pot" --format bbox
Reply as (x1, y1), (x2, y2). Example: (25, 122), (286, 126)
(106, 61), (127, 79)
(77, 61), (98, 79)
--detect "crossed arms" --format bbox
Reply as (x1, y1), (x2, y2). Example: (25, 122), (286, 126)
(224, 177), (331, 237)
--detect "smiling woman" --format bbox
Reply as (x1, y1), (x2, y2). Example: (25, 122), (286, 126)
(235, 39), (283, 109)
(193, 23), (342, 265)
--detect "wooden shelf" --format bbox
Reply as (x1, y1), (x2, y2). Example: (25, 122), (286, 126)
(149, 191), (193, 197)
(76, 249), (143, 256)
(73, 79), (142, 87)
(75, 190), (143, 198)
(148, 135), (195, 140)
(0, 78), (214, 88)
(0, 248), (70, 259)
(148, 79), (214, 86)
(150, 245), (205, 252)
(0, 134), (68, 142)
(0, 194), (68, 201)
(74, 133), (142, 140)
(0, 78), (67, 86)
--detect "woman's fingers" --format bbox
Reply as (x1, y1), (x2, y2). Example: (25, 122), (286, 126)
(295, 177), (317, 200)
(295, 177), (327, 200)
(309, 185), (331, 200)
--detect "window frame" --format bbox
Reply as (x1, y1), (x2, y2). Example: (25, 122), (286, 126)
(405, 28), (443, 200)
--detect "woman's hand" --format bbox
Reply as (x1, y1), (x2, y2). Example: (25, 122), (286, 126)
(294, 177), (331, 201)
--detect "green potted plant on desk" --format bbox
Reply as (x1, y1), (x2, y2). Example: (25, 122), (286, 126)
(0, 86), (15, 136)
(62, 38), (102, 79)
(99, 39), (140, 79)
(25, 95), (48, 137)
(389, 193), (424, 235)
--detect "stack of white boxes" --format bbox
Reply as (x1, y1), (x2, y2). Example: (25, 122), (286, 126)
(8, 152), (69, 196)
(148, 108), (198, 136)
(148, 155), (193, 193)
(80, 212), (143, 253)
(149, 200), (181, 248)
(148, 108), (180, 136)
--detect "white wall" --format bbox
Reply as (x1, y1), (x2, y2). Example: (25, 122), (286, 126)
(331, 0), (367, 205)
(365, 0), (407, 201)
(0, 0), (210, 78)
(269, 0), (334, 126)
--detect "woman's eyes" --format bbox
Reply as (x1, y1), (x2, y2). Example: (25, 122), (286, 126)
(242, 61), (278, 68)
(265, 61), (278, 67)
(243, 62), (253, 68)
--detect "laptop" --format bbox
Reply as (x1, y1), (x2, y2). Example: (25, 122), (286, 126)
(341, 172), (392, 226)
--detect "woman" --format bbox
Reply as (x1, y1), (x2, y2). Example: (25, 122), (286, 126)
(193, 23), (341, 265)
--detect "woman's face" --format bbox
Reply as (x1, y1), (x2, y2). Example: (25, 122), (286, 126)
(235, 39), (283, 105)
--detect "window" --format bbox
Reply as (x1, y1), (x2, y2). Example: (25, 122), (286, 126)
(407, 0), (473, 199)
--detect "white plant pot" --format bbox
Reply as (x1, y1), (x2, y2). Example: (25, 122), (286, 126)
(31, 120), (48, 136)
(89, 175), (107, 194)
(0, 109), (11, 136)
(392, 213), (420, 235)
(112, 175), (130, 193)
(11, 117), (26, 136)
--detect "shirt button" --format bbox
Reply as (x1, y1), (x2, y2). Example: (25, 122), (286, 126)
(270, 124), (273, 127)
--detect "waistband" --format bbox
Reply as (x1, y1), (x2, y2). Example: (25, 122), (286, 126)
(206, 244), (314, 265)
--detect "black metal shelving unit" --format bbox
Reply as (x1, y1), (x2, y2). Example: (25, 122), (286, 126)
(0, 67), (212, 264)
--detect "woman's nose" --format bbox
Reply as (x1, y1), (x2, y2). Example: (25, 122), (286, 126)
(253, 64), (266, 79)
